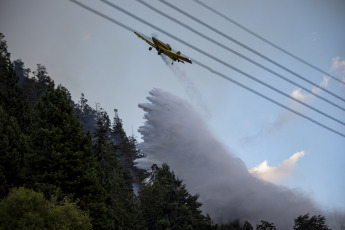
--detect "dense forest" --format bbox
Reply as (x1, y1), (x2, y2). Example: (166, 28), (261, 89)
(0, 33), (332, 230)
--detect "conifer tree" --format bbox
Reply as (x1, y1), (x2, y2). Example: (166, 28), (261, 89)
(0, 34), (29, 198)
(13, 59), (30, 86)
(19, 64), (52, 108)
(111, 110), (147, 185)
(139, 163), (213, 230)
(293, 213), (330, 230)
(94, 110), (142, 229)
(256, 220), (277, 230)
(0, 34), (29, 128)
(75, 93), (98, 133)
(24, 83), (108, 229)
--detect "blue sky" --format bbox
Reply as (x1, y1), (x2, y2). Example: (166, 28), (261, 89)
(1, 0), (344, 214)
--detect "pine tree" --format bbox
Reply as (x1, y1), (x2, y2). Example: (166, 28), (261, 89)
(13, 59), (30, 87)
(0, 34), (29, 198)
(0, 34), (29, 128)
(75, 93), (98, 133)
(293, 213), (330, 230)
(24, 83), (108, 229)
(139, 163), (213, 230)
(256, 220), (277, 230)
(94, 110), (143, 229)
(111, 110), (147, 185)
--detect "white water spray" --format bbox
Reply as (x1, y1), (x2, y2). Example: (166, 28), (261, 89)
(136, 88), (325, 229)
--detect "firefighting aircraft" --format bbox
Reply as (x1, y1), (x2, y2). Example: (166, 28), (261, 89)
(134, 32), (192, 65)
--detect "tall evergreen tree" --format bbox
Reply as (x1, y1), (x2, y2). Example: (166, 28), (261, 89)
(111, 110), (147, 185)
(0, 34), (29, 198)
(13, 59), (30, 87)
(139, 163), (213, 230)
(293, 213), (330, 230)
(24, 83), (108, 229)
(75, 93), (98, 133)
(94, 110), (143, 229)
(256, 220), (277, 230)
(19, 64), (52, 108)
(0, 34), (29, 128)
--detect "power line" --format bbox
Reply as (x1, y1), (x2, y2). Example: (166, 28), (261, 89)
(160, 0), (345, 104)
(138, 0), (345, 113)
(193, 59), (345, 138)
(104, 0), (345, 127)
(70, 0), (345, 138)
(70, 0), (133, 33)
(193, 0), (345, 86)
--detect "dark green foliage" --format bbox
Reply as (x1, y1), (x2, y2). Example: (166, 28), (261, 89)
(111, 110), (147, 185)
(24, 83), (108, 229)
(94, 110), (145, 229)
(75, 93), (98, 133)
(0, 187), (92, 230)
(0, 34), (29, 198)
(17, 63), (53, 109)
(0, 35), (29, 129)
(293, 213), (330, 230)
(256, 220), (277, 230)
(0, 107), (28, 199)
(139, 163), (213, 230)
(13, 59), (30, 86)
(243, 221), (254, 230)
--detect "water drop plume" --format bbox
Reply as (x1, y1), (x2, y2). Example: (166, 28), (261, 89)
(137, 88), (323, 229)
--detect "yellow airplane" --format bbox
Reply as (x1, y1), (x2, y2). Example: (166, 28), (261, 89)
(134, 32), (192, 65)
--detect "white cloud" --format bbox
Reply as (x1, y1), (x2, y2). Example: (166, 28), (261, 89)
(331, 56), (345, 83)
(291, 76), (329, 102)
(291, 88), (308, 101)
(331, 56), (345, 71)
(249, 151), (305, 183)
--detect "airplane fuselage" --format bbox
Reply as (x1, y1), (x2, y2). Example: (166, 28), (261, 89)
(152, 37), (180, 63)
(152, 37), (171, 53)
(134, 32), (192, 64)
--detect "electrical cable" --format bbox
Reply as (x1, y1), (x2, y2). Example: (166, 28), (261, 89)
(70, 0), (134, 33)
(193, 59), (345, 138)
(102, 0), (345, 128)
(193, 0), (345, 85)
(160, 0), (345, 103)
(69, 0), (345, 138)
(138, 0), (345, 113)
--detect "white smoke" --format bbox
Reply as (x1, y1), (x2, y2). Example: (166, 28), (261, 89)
(160, 54), (211, 118)
(136, 88), (329, 229)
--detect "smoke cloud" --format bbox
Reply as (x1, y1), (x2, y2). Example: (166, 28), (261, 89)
(136, 88), (323, 229)
(160, 54), (210, 118)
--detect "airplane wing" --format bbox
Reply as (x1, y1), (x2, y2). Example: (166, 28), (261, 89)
(161, 49), (192, 64)
(134, 32), (155, 48)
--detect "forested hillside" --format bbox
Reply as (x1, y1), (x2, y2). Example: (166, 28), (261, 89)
(0, 33), (332, 230)
(0, 33), (214, 230)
